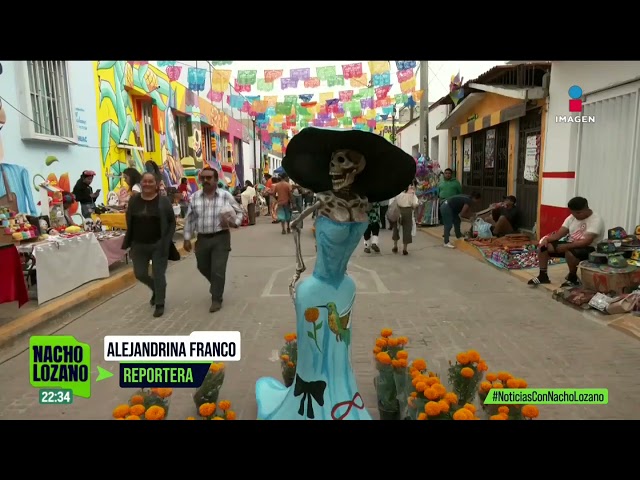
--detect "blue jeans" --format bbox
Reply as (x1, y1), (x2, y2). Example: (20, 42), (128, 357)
(440, 203), (462, 244)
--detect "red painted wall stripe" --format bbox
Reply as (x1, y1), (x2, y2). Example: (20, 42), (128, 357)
(542, 171), (575, 179)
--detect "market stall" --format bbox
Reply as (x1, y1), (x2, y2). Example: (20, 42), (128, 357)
(92, 211), (126, 230)
(17, 233), (110, 305)
(467, 234), (565, 270)
(0, 243), (29, 307)
(414, 156), (441, 227)
(95, 231), (128, 266)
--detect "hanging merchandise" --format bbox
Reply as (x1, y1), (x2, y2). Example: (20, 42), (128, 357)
(414, 156), (442, 226)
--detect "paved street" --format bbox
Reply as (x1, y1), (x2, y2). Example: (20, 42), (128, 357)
(1, 217), (639, 420)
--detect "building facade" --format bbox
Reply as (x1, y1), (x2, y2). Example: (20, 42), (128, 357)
(541, 61), (640, 237)
(94, 61), (253, 200)
(397, 104), (450, 166)
(0, 61), (102, 219)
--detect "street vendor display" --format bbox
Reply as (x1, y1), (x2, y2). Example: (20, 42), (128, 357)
(92, 205), (127, 230)
(468, 234), (565, 270)
(414, 156), (441, 226)
(256, 127), (415, 420)
(17, 232), (109, 305)
(1, 209), (38, 242)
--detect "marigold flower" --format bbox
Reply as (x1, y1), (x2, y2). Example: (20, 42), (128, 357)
(425, 388), (439, 400)
(304, 308), (320, 322)
(210, 363), (221, 373)
(375, 338), (387, 348)
(516, 378), (528, 388)
(112, 404), (130, 419)
(480, 381), (492, 393)
(129, 404), (145, 416)
(417, 412), (427, 420)
(432, 383), (446, 397)
(125, 415), (140, 420)
(412, 358), (427, 371)
(154, 388), (173, 398)
(521, 405), (540, 419)
(453, 408), (473, 420)
(287, 362), (295, 368)
(199, 403), (216, 417)
(486, 373), (498, 382)
(490, 414), (507, 420)
(281, 354), (290, 362)
(225, 410), (237, 420)
(492, 382), (504, 389)
(433, 399), (447, 412)
(387, 338), (399, 347)
(212, 416), (225, 420)
(391, 359), (400, 368)
(397, 336), (409, 345)
(477, 361), (488, 372)
(145, 405), (165, 420)
(373, 346), (382, 354)
(218, 400), (231, 411)
(498, 406), (509, 414)
(130, 395), (144, 405)
(376, 352), (392, 365)
(284, 333), (296, 342)
(506, 378), (520, 389)
(425, 401), (441, 417)
(462, 403), (476, 413)
(410, 370), (420, 378)
(426, 376), (440, 386)
(497, 371), (512, 382)
(415, 382), (427, 393)
(380, 328), (393, 338)
(398, 358), (408, 367)
(460, 367), (475, 379)
(409, 392), (418, 398)
(456, 352), (470, 365)
(186, 417), (196, 420)
(396, 350), (409, 360)
(466, 350), (481, 363)
(444, 392), (458, 405)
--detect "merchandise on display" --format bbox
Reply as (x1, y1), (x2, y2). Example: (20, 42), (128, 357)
(414, 155), (441, 226)
(1, 208), (38, 243)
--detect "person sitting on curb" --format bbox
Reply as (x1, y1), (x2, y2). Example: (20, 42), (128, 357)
(481, 195), (522, 237)
(528, 196), (605, 287)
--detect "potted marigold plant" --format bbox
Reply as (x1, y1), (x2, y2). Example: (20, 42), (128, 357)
(280, 333), (297, 387)
(187, 399), (237, 420)
(193, 362), (225, 410)
(406, 361), (453, 420)
(373, 328), (409, 420)
(112, 388), (172, 420)
(478, 371), (539, 419)
(447, 349), (488, 406)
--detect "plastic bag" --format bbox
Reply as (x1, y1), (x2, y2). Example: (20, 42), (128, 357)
(411, 212), (417, 237)
(386, 200), (400, 223)
(474, 218), (492, 239)
(219, 204), (237, 229)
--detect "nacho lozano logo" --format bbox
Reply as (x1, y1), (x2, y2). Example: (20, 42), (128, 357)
(555, 85), (596, 124)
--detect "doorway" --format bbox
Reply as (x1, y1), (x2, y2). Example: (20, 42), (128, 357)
(516, 108), (542, 229)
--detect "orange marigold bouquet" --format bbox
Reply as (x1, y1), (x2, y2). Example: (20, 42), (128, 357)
(187, 400), (237, 420)
(112, 388), (173, 420)
(373, 328), (409, 419)
(280, 333), (297, 387)
(407, 360), (447, 419)
(478, 371), (540, 419)
(193, 362), (225, 410)
(447, 349), (488, 406)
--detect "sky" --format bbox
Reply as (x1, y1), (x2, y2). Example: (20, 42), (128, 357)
(194, 61), (507, 103)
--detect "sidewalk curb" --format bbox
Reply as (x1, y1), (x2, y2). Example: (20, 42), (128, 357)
(0, 246), (188, 348)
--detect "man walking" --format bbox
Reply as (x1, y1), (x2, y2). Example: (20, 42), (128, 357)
(438, 168), (462, 226)
(274, 174), (293, 234)
(183, 167), (244, 313)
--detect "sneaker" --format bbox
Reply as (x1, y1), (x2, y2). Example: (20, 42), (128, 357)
(444, 243), (456, 249)
(561, 278), (582, 288)
(527, 275), (550, 286)
(371, 244), (380, 253)
(364, 247), (371, 254)
(153, 305), (164, 317)
(209, 301), (222, 313)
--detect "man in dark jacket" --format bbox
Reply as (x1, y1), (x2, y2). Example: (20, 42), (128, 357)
(72, 170), (100, 218)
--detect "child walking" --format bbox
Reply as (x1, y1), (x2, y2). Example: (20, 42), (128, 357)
(363, 202), (381, 253)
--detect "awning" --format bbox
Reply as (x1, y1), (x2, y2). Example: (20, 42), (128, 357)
(450, 102), (527, 137)
(436, 93), (486, 131)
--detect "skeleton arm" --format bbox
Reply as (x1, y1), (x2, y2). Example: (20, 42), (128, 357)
(288, 201), (323, 300)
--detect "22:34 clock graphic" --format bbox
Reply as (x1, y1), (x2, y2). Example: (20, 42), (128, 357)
(39, 389), (74, 404)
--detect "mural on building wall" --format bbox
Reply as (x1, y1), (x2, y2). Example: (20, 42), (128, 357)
(94, 61), (237, 199)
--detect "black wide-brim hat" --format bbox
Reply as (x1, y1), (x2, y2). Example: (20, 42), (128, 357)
(282, 127), (416, 202)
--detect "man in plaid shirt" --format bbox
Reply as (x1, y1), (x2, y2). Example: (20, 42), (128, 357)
(183, 167), (244, 313)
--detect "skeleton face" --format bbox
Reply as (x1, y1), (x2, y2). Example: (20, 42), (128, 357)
(329, 150), (366, 190)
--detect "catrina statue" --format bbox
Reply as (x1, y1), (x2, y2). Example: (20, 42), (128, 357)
(256, 127), (416, 420)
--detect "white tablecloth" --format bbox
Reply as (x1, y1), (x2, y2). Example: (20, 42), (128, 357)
(32, 233), (110, 305)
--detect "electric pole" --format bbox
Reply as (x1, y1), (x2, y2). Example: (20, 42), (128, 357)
(418, 60), (429, 158)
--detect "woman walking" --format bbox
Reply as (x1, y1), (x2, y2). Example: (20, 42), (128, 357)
(121, 172), (176, 317)
(241, 180), (257, 225)
(391, 185), (419, 255)
(363, 202), (381, 253)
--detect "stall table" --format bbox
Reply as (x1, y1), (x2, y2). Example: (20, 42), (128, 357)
(0, 243), (29, 307)
(96, 233), (128, 266)
(17, 233), (110, 305)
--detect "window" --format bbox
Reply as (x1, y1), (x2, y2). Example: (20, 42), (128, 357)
(174, 113), (189, 159)
(411, 144), (419, 158)
(234, 138), (242, 165)
(202, 125), (212, 165)
(25, 60), (75, 140)
(219, 133), (229, 162)
(140, 101), (155, 153)
(430, 136), (439, 162)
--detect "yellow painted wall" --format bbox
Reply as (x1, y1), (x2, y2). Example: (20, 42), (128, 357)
(94, 61), (233, 201)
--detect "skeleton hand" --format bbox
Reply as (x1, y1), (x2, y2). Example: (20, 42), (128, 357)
(289, 222), (306, 300)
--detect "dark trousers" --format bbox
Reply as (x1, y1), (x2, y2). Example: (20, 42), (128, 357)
(195, 231), (231, 303)
(247, 203), (256, 225)
(130, 241), (169, 305)
(364, 222), (380, 240)
(440, 203), (462, 244)
(379, 205), (388, 229)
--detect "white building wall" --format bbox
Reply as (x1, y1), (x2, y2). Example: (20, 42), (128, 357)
(543, 61), (640, 208)
(397, 105), (450, 168)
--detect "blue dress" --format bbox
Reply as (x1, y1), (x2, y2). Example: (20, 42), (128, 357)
(256, 215), (372, 420)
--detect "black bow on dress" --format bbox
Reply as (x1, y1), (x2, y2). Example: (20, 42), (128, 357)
(293, 374), (326, 419)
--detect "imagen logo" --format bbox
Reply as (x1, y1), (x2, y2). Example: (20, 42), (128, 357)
(568, 85), (583, 113)
(555, 84), (595, 124)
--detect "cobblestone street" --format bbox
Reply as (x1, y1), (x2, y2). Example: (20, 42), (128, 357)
(1, 218), (639, 420)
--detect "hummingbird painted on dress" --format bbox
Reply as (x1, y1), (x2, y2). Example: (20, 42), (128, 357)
(314, 302), (351, 346)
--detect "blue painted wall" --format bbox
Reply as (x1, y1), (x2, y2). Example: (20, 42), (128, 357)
(0, 61), (102, 216)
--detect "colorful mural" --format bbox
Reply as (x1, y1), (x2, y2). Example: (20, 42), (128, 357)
(94, 61), (239, 200)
